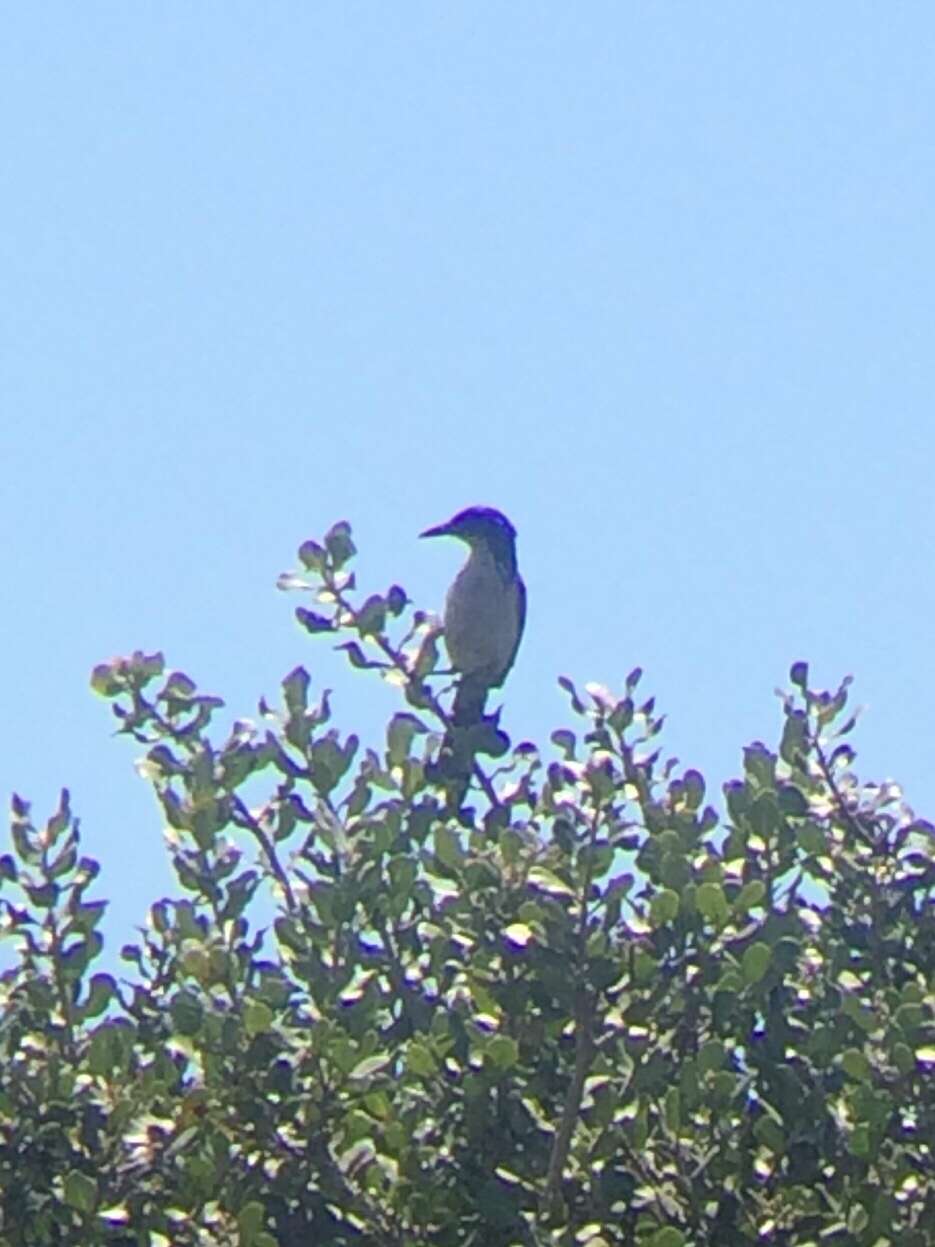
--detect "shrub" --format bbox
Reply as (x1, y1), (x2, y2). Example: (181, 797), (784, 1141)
(1, 522), (933, 1245)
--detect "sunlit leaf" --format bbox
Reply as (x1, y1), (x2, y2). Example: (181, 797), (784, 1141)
(741, 942), (771, 984)
(528, 866), (575, 899)
(64, 1170), (98, 1213)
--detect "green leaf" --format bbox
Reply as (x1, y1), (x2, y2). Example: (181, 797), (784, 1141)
(681, 769), (705, 809)
(45, 789), (72, 840)
(499, 827), (524, 866)
(238, 1200), (266, 1242)
(133, 650), (166, 682)
(723, 780), (749, 826)
(816, 676), (853, 727)
(649, 889), (679, 927)
(411, 630), (439, 678)
(575, 1226), (609, 1245)
(388, 855), (417, 898)
(743, 743), (776, 789)
(633, 948), (658, 984)
(779, 709), (808, 764)
(486, 1035), (519, 1070)
(734, 880), (766, 913)
(659, 852), (691, 891)
(356, 594), (387, 637)
(528, 866), (575, 899)
(191, 803), (221, 851)
(310, 733), (357, 794)
(789, 661), (809, 689)
(385, 584), (408, 615)
(163, 670), (197, 700)
(750, 793), (780, 838)
(244, 1001), (274, 1037)
(847, 1205), (870, 1236)
(753, 1115), (785, 1154)
(63, 1169), (98, 1213)
(90, 661), (124, 697)
(387, 713), (425, 765)
(841, 1048), (871, 1081)
(77, 973), (116, 1021)
(434, 826), (463, 871)
(25, 880), (59, 908)
(99, 1205), (132, 1227)
(848, 1122), (871, 1157)
(698, 1039), (726, 1072)
(710, 1070), (737, 1106)
(503, 922), (534, 948)
(282, 666), (310, 714)
(324, 520), (356, 568)
(586, 758), (616, 804)
(776, 784), (808, 817)
(842, 993), (876, 1033)
(551, 728), (577, 759)
(741, 942), (771, 984)
(557, 674), (586, 714)
(891, 1041), (914, 1075)
(349, 1053), (392, 1081)
(696, 882), (729, 926)
(47, 841), (78, 880)
(298, 539), (326, 572)
(60, 935), (101, 980)
(296, 607), (333, 634)
(337, 641), (383, 670)
(170, 990), (204, 1036)
(795, 821), (826, 854)
(895, 1003), (924, 1035)
(407, 1042), (439, 1076)
(648, 1230), (685, 1247)
(582, 842), (614, 880)
(88, 1021), (134, 1076)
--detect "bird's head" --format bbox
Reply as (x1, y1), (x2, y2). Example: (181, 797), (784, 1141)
(421, 506), (516, 546)
(420, 506), (518, 571)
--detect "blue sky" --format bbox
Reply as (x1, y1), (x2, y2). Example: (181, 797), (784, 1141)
(3, 5), (933, 951)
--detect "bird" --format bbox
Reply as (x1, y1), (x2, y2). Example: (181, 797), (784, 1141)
(420, 506), (526, 800)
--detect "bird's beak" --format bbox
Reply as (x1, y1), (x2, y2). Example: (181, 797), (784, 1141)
(420, 520), (452, 539)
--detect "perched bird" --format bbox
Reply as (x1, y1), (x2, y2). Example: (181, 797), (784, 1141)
(421, 507), (526, 798)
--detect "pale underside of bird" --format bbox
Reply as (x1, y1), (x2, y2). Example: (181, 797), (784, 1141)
(421, 505), (526, 806)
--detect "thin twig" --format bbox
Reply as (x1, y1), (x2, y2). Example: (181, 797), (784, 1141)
(229, 792), (297, 911)
(541, 989), (594, 1215)
(541, 809), (601, 1213)
(813, 739), (876, 851)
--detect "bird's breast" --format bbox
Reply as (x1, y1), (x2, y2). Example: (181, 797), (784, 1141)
(443, 553), (521, 685)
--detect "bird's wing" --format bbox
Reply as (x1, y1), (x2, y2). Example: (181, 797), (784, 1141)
(500, 573), (526, 684)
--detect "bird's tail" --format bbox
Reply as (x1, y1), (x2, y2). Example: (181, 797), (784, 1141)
(437, 673), (489, 812)
(451, 672), (489, 727)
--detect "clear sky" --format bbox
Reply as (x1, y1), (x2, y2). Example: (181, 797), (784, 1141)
(3, 5), (933, 952)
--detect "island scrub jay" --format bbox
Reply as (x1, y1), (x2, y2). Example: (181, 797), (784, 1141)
(421, 507), (526, 787)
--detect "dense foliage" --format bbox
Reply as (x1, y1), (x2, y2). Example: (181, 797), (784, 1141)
(1, 521), (934, 1246)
